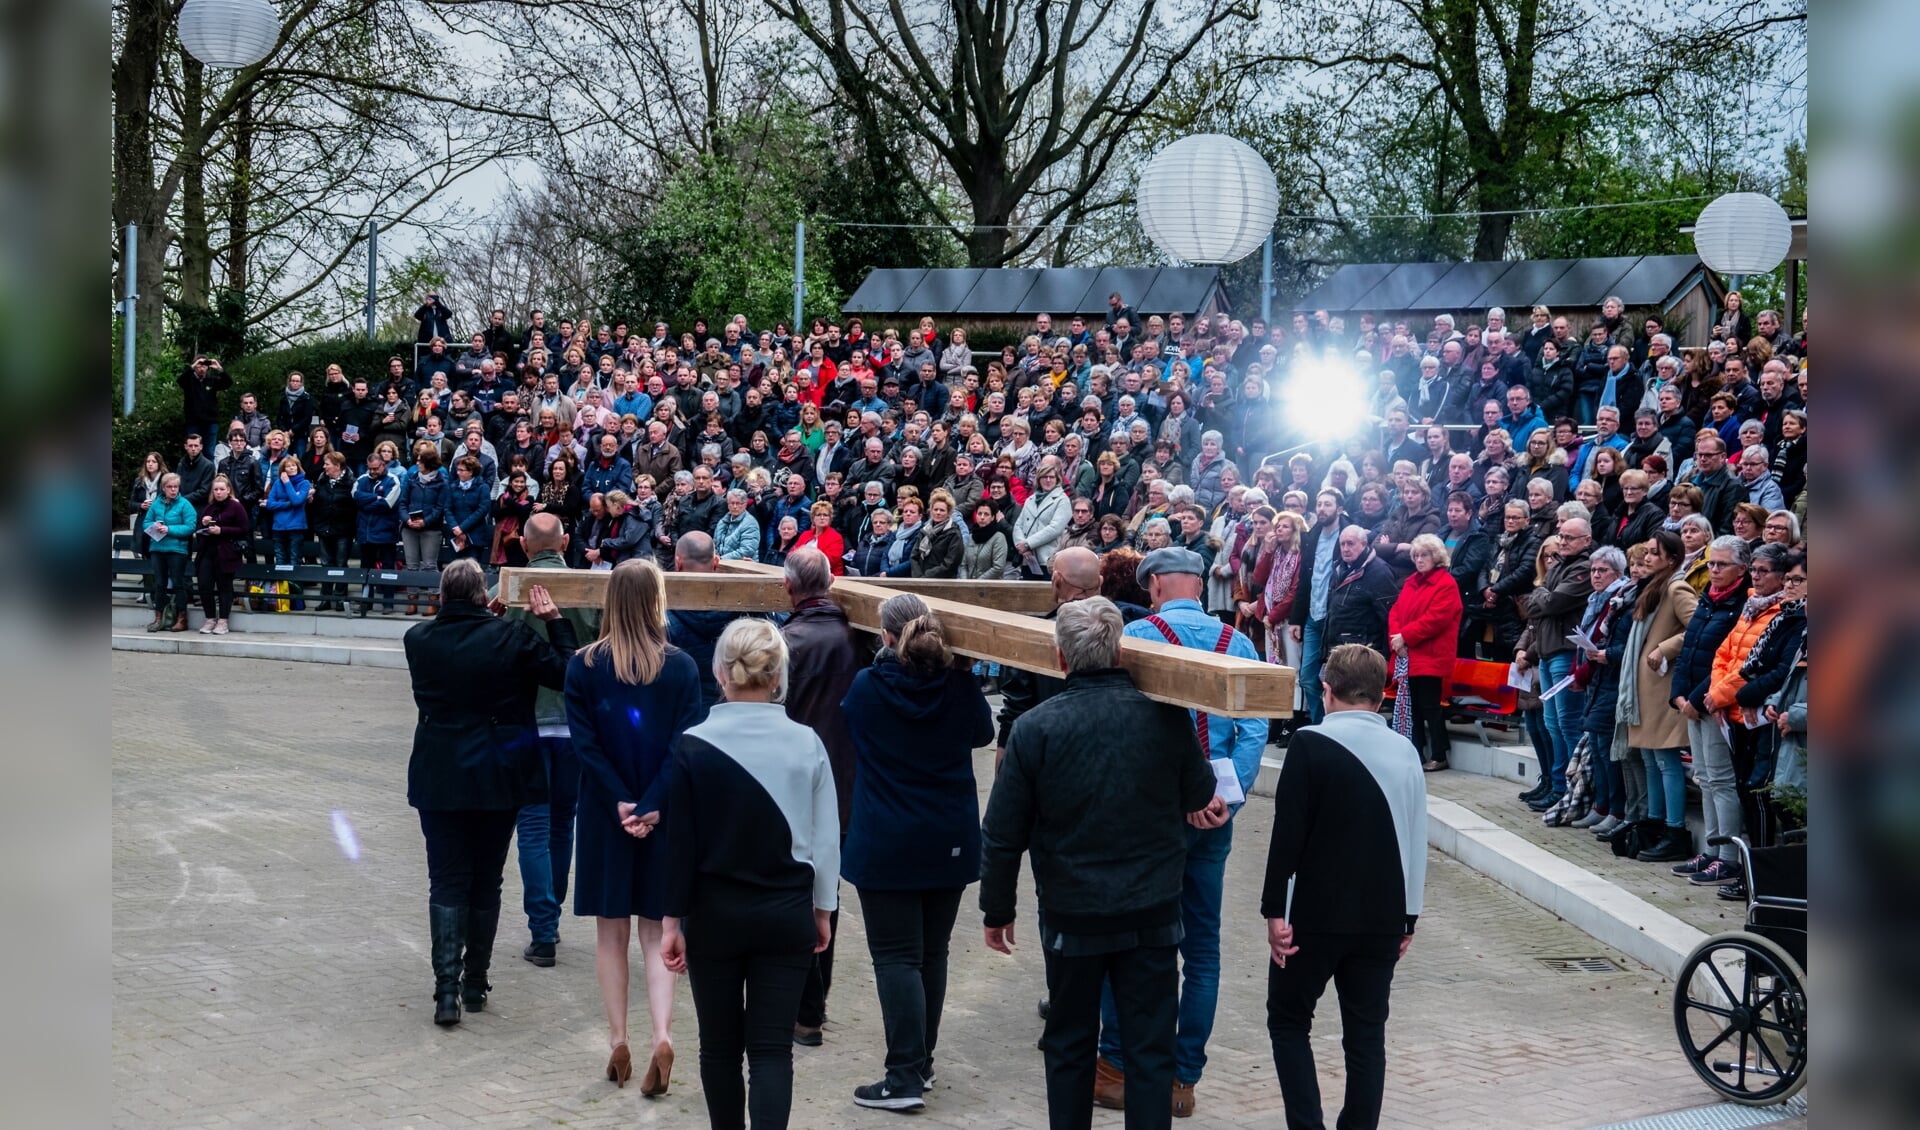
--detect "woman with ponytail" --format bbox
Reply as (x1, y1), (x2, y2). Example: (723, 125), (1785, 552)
(837, 594), (993, 1112)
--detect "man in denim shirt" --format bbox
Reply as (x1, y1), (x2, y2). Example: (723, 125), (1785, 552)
(1091, 547), (1267, 1119)
(1290, 489), (1349, 726)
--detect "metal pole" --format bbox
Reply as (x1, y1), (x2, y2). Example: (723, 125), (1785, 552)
(792, 220), (806, 333)
(122, 223), (138, 416)
(365, 218), (379, 342)
(1260, 234), (1274, 326)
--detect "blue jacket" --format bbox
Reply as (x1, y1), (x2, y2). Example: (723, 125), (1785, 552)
(142, 495), (197, 554)
(581, 455), (633, 499)
(352, 470), (404, 544)
(840, 657), (992, 890)
(881, 522), (925, 577)
(398, 467), (449, 528)
(1501, 406), (1547, 447)
(260, 471), (312, 532)
(444, 474), (492, 540)
(712, 510), (761, 561)
(1123, 598), (1267, 808)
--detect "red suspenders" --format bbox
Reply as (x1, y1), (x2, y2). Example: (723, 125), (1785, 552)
(1143, 614), (1234, 756)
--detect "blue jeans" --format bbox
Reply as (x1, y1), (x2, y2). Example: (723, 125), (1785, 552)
(1299, 618), (1328, 725)
(1643, 747), (1687, 828)
(1587, 729), (1624, 816)
(1099, 817), (1233, 1086)
(1539, 653), (1586, 798)
(272, 531), (302, 567)
(515, 735), (578, 942)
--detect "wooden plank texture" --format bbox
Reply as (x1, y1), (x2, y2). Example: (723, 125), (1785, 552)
(714, 560), (1056, 613)
(501, 563), (1294, 718)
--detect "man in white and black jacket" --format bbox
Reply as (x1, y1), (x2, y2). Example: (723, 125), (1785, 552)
(1262, 643), (1427, 1130)
(980, 596), (1219, 1130)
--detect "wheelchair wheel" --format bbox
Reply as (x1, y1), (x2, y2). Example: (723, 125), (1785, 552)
(1673, 930), (1808, 1105)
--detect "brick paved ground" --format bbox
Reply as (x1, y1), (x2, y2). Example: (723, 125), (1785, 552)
(116, 652), (1724, 1129)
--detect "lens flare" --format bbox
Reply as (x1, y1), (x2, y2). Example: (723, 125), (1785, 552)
(331, 810), (361, 861)
(1281, 357), (1370, 439)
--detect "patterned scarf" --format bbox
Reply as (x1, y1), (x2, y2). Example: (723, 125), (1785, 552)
(1264, 548), (1301, 621)
(1741, 597), (1805, 679)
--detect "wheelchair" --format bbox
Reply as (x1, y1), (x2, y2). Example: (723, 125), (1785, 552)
(1671, 829), (1808, 1105)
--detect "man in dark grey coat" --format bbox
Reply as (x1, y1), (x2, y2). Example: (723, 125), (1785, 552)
(981, 597), (1218, 1130)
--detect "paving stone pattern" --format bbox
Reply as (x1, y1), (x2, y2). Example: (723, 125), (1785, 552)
(115, 653), (1716, 1128)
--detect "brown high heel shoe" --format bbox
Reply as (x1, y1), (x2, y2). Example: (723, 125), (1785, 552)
(606, 1043), (632, 1088)
(640, 1041), (674, 1097)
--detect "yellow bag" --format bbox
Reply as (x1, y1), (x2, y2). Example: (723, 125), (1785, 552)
(247, 579), (292, 613)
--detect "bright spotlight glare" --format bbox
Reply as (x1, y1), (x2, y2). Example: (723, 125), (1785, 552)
(1282, 357), (1370, 437)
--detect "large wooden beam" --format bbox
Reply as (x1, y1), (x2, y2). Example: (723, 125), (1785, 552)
(499, 564), (1294, 719)
(714, 561), (1057, 614)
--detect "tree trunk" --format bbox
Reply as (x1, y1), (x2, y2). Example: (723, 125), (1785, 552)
(226, 91), (254, 297)
(179, 50), (212, 312)
(111, 0), (170, 350)
(961, 156), (1014, 266)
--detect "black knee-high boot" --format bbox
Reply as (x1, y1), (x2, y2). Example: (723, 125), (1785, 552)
(430, 904), (467, 1025)
(463, 904), (499, 1011)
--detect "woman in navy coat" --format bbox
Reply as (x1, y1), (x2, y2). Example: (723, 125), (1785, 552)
(564, 558), (704, 1096)
(839, 593), (993, 1111)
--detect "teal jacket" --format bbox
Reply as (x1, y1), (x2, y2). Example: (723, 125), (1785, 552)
(142, 495), (197, 554)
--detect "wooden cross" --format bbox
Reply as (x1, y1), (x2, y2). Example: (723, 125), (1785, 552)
(496, 563), (1294, 719)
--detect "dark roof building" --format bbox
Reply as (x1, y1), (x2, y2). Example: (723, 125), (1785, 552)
(1293, 254), (1727, 345)
(842, 266), (1229, 320)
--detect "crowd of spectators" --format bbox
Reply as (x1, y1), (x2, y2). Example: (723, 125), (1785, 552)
(133, 289), (1809, 881)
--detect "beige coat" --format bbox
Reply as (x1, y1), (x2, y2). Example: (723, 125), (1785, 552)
(1627, 574), (1699, 750)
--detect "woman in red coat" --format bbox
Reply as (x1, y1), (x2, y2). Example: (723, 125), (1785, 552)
(793, 500), (847, 574)
(1389, 532), (1466, 771)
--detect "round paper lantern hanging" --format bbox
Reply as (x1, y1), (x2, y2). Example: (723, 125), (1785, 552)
(177, 0), (282, 69)
(1691, 192), (1792, 276)
(1136, 135), (1279, 265)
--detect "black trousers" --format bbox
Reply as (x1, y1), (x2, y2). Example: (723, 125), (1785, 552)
(1267, 932), (1401, 1130)
(1041, 943), (1178, 1130)
(796, 845), (844, 1027)
(317, 534), (352, 605)
(196, 555), (238, 620)
(1407, 675), (1450, 762)
(417, 809), (517, 913)
(857, 886), (964, 1091)
(687, 931), (813, 1130)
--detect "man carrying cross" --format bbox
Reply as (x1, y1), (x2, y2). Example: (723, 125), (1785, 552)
(1092, 546), (1267, 1119)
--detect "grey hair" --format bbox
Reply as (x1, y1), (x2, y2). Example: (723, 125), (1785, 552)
(440, 558), (488, 605)
(783, 546), (833, 600)
(1142, 516), (1172, 537)
(1557, 503), (1592, 525)
(1527, 476), (1558, 498)
(1487, 306), (1506, 320)
(1055, 596), (1125, 674)
(1635, 408), (1659, 423)
(673, 470), (693, 485)
(1201, 429), (1223, 446)
(1767, 509), (1802, 542)
(1339, 523), (1372, 542)
(1657, 355), (1681, 373)
(726, 487), (748, 502)
(1709, 534), (1752, 566)
(1589, 546), (1628, 574)
(1166, 485), (1195, 506)
(1680, 513), (1715, 539)
(1784, 408), (1807, 429)
(1652, 333), (1673, 349)
(879, 592), (930, 638)
(1752, 541), (1789, 572)
(1741, 443), (1771, 464)
(701, 444), (722, 460)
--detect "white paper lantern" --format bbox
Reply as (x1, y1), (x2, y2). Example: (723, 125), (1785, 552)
(178, 0), (281, 69)
(1136, 135), (1279, 265)
(1692, 192), (1792, 276)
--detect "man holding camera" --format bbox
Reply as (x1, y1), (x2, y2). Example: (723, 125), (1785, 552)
(178, 356), (231, 444)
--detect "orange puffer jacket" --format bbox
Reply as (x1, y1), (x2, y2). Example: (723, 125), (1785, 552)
(1705, 600), (1784, 724)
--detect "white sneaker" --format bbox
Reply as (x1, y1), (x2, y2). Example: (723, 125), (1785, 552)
(211, 619), (230, 635)
(198, 620), (216, 634)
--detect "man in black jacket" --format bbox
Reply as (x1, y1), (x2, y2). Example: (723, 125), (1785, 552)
(175, 433), (217, 512)
(1289, 490), (1349, 725)
(779, 548), (861, 1046)
(1264, 643), (1426, 1130)
(177, 356), (232, 443)
(995, 547), (1105, 755)
(981, 596), (1217, 1130)
(1325, 526), (1398, 659)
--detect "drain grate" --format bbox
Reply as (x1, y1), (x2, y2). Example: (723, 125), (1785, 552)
(1539, 956), (1625, 973)
(1587, 1095), (1806, 1130)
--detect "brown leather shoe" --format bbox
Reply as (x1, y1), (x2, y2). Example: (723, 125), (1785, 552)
(1093, 1056), (1125, 1110)
(170, 612), (189, 632)
(605, 1043), (631, 1088)
(1172, 1081), (1196, 1118)
(639, 1040), (673, 1097)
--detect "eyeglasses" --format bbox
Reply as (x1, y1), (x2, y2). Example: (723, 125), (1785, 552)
(1783, 574), (1807, 585)
(1706, 560), (1741, 570)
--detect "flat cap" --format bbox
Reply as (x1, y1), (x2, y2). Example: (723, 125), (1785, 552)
(1136, 546), (1205, 587)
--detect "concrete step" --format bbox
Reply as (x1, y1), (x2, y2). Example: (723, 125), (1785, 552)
(111, 601), (415, 639)
(111, 628), (407, 668)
